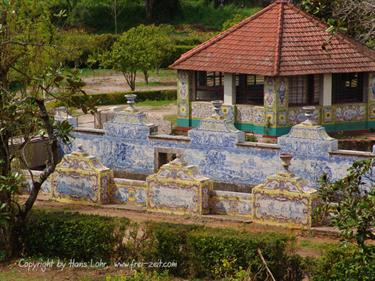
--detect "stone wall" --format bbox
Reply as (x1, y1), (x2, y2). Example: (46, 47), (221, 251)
(147, 158), (212, 215)
(112, 178), (147, 206)
(66, 103), (375, 189)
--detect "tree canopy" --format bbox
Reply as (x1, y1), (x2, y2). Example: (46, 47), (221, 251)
(101, 24), (175, 90)
(0, 0), (94, 259)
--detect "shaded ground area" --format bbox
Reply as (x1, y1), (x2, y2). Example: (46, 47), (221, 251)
(0, 263), (184, 281)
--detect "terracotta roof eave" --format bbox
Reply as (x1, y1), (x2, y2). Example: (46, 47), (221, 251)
(286, 3), (375, 62)
(273, 1), (284, 76)
(169, 2), (278, 69)
(170, 1), (375, 73)
(170, 65), (375, 77)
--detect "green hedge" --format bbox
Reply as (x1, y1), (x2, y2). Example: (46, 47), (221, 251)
(48, 90), (177, 109)
(22, 211), (303, 280)
(23, 211), (130, 262)
(83, 90), (176, 107)
(187, 228), (303, 280)
(312, 244), (375, 281)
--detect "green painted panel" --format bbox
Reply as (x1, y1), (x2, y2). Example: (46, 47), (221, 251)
(177, 119), (375, 136)
(323, 121), (368, 132)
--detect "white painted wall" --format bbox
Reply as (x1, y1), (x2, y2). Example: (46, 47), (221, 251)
(321, 74), (332, 106)
(224, 73), (236, 105)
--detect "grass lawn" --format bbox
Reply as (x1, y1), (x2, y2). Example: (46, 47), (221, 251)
(76, 68), (176, 80)
(136, 100), (176, 107)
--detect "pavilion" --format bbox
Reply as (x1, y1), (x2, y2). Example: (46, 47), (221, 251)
(170, 0), (375, 136)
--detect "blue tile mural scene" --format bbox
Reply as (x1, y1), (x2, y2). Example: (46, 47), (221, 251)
(66, 106), (374, 189)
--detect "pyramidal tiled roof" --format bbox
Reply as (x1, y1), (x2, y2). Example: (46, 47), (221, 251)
(170, 0), (375, 76)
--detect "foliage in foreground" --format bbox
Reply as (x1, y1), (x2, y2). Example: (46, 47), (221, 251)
(319, 159), (375, 250)
(315, 159), (375, 281)
(0, 0), (94, 260)
(23, 210), (303, 280)
(312, 244), (375, 281)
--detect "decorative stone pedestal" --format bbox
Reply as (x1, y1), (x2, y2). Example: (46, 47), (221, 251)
(252, 171), (317, 229)
(278, 107), (338, 158)
(146, 158), (213, 215)
(52, 146), (113, 204)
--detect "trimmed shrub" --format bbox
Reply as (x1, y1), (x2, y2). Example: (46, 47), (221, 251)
(312, 244), (375, 281)
(187, 228), (302, 280)
(84, 90), (176, 106)
(23, 210), (130, 262)
(22, 211), (303, 280)
(49, 90), (177, 109)
(144, 222), (201, 276)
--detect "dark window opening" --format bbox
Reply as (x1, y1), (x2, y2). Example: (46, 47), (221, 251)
(288, 75), (319, 106)
(195, 71), (223, 101)
(157, 152), (176, 170)
(332, 73), (364, 104)
(236, 74), (264, 105)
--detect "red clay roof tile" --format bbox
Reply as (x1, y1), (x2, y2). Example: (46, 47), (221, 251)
(170, 1), (375, 76)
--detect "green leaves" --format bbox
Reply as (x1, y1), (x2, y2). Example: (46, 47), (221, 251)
(318, 159), (375, 251)
(53, 119), (73, 145)
(101, 24), (175, 91)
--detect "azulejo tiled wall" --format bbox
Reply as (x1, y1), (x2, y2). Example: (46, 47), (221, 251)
(209, 190), (253, 217)
(288, 107), (320, 126)
(67, 103), (374, 191)
(192, 101), (235, 121)
(51, 148), (113, 204)
(112, 178), (147, 206)
(236, 104), (265, 126)
(252, 172), (317, 229)
(146, 157), (212, 215)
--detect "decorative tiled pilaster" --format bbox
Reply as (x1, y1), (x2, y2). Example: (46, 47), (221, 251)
(177, 70), (192, 122)
(322, 106), (334, 124)
(368, 73), (375, 122)
(264, 76), (288, 129)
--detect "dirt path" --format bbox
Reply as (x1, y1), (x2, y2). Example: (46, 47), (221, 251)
(83, 72), (176, 95)
(76, 103), (177, 127)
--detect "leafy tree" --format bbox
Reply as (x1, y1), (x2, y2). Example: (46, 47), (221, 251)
(101, 24), (175, 90)
(222, 14), (247, 30)
(60, 30), (96, 68)
(315, 159), (375, 280)
(0, 0), (94, 259)
(299, 0), (375, 48)
(318, 159), (375, 253)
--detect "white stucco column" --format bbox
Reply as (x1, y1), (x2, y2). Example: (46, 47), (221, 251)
(321, 74), (332, 106)
(224, 73), (236, 105)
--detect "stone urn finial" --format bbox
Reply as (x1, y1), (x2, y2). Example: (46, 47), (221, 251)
(74, 143), (88, 156)
(55, 106), (68, 117)
(280, 152), (293, 172)
(125, 94), (137, 112)
(211, 100), (224, 119)
(302, 106), (315, 126)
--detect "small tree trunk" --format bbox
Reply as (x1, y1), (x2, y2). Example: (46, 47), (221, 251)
(143, 70), (149, 84)
(114, 0), (118, 34)
(123, 71), (137, 91)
